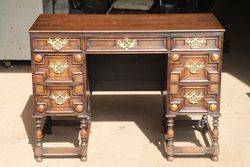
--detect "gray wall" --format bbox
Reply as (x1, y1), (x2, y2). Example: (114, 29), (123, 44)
(0, 0), (43, 60)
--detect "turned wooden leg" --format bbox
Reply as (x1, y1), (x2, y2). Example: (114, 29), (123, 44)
(198, 115), (208, 132)
(166, 117), (175, 161)
(80, 117), (89, 161)
(161, 93), (167, 133)
(162, 113), (167, 134)
(211, 117), (219, 161)
(87, 91), (92, 113)
(162, 91), (166, 113)
(87, 115), (91, 134)
(35, 118), (43, 162)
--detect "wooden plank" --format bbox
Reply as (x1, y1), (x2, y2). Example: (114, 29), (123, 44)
(42, 147), (81, 155)
(174, 146), (213, 155)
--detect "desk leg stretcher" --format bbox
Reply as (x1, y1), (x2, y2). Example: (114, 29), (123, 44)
(34, 116), (91, 162)
(165, 115), (220, 161)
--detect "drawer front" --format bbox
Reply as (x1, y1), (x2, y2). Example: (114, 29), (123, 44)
(35, 85), (86, 114)
(33, 53), (85, 84)
(169, 85), (219, 114)
(171, 34), (220, 51)
(32, 37), (81, 52)
(86, 37), (167, 52)
(169, 52), (221, 84)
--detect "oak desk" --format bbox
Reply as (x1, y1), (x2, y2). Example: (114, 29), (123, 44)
(29, 14), (224, 162)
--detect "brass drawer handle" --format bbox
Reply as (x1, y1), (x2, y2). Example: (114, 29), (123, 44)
(185, 38), (206, 49)
(184, 91), (204, 104)
(49, 60), (69, 74)
(116, 38), (137, 50)
(185, 61), (205, 74)
(47, 38), (69, 51)
(50, 92), (70, 105)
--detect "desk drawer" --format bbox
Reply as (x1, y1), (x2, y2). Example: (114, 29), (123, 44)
(169, 85), (219, 114)
(35, 85), (86, 114)
(86, 37), (167, 52)
(169, 52), (221, 84)
(171, 33), (220, 51)
(33, 53), (85, 84)
(32, 37), (81, 52)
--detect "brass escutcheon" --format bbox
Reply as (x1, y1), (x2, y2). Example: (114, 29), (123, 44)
(49, 60), (69, 74)
(184, 91), (204, 104)
(47, 38), (69, 51)
(185, 38), (206, 49)
(50, 92), (70, 105)
(185, 61), (205, 74)
(116, 38), (137, 50)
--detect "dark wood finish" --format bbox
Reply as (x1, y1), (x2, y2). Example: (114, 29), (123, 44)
(29, 14), (224, 32)
(30, 13), (224, 162)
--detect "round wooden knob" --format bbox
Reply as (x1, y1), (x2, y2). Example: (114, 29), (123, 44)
(209, 104), (217, 112)
(171, 54), (180, 62)
(37, 104), (45, 113)
(75, 104), (83, 112)
(74, 54), (83, 62)
(81, 129), (88, 138)
(36, 129), (43, 139)
(170, 104), (179, 112)
(211, 53), (220, 62)
(34, 54), (43, 63)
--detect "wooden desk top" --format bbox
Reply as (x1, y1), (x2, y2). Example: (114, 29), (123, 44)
(29, 13), (224, 33)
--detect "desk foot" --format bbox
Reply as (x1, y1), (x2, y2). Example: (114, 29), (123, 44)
(211, 156), (219, 162)
(167, 156), (174, 161)
(35, 157), (43, 162)
(81, 156), (87, 162)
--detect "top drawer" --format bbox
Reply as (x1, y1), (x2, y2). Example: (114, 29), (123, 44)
(86, 36), (167, 53)
(32, 37), (81, 52)
(171, 33), (221, 51)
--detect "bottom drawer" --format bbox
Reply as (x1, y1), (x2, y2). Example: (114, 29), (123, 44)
(35, 85), (86, 114)
(169, 85), (219, 114)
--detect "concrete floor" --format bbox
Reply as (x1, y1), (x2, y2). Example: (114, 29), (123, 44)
(0, 1), (250, 167)
(0, 63), (249, 167)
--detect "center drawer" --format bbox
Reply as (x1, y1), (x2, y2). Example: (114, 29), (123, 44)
(86, 36), (167, 52)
